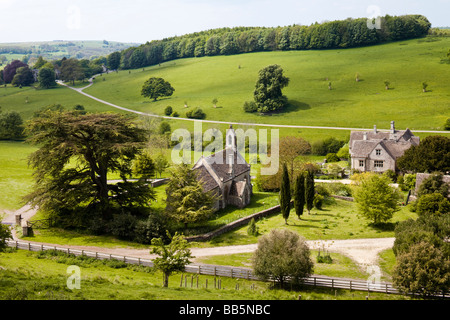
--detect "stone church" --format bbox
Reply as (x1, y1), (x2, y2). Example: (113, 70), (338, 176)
(192, 125), (252, 210)
(349, 121), (420, 173)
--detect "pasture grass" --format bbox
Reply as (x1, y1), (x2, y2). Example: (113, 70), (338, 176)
(0, 249), (408, 300)
(84, 37), (450, 133)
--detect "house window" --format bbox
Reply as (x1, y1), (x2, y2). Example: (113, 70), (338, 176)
(374, 160), (384, 168)
(376, 149), (382, 156)
(359, 160), (364, 167)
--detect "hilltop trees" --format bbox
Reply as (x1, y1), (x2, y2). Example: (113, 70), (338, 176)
(141, 77), (175, 101)
(116, 15), (431, 70)
(254, 64), (289, 113)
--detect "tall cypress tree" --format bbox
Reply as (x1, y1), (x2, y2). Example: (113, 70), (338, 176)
(305, 169), (315, 214)
(294, 173), (305, 219)
(279, 163), (291, 224)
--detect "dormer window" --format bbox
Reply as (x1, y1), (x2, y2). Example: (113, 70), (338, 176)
(376, 149), (381, 156)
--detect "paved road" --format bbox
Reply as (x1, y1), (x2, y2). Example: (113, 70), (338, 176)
(57, 78), (450, 134)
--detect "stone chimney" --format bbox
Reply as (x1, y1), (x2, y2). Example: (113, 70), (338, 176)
(373, 125), (377, 133)
(363, 132), (368, 141)
(390, 121), (395, 134)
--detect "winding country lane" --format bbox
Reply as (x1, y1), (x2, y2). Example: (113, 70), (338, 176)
(57, 77), (449, 134)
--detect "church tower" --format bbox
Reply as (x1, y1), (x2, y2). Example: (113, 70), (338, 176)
(226, 124), (237, 151)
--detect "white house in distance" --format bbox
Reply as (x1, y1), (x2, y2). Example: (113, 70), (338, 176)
(349, 121), (420, 173)
(192, 125), (252, 210)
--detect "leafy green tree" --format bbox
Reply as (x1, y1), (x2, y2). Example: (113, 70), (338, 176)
(141, 77), (175, 101)
(417, 172), (449, 199)
(60, 58), (84, 85)
(11, 66), (34, 87)
(353, 173), (401, 224)
(165, 164), (217, 229)
(0, 222), (12, 252)
(154, 153), (169, 178)
(38, 67), (56, 89)
(253, 64), (290, 113)
(107, 51), (121, 70)
(24, 110), (154, 222)
(305, 169), (315, 214)
(0, 111), (24, 140)
(252, 229), (314, 287)
(279, 136), (311, 178)
(294, 173), (305, 219)
(3, 60), (27, 83)
(33, 56), (48, 69)
(279, 163), (291, 224)
(416, 193), (450, 217)
(151, 232), (193, 287)
(397, 136), (450, 173)
(393, 241), (450, 298)
(132, 151), (156, 181)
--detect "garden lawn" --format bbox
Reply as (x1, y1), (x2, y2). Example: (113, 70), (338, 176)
(207, 198), (418, 246)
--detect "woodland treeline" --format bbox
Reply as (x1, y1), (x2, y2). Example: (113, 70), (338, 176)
(111, 15), (431, 70)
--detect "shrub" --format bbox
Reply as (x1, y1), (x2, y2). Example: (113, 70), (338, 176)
(243, 101), (258, 113)
(134, 212), (172, 244)
(247, 218), (259, 236)
(313, 194), (324, 210)
(325, 153), (340, 163)
(171, 111), (179, 117)
(164, 106), (173, 116)
(186, 107), (206, 119)
(392, 242), (450, 297)
(159, 121), (171, 134)
(416, 193), (450, 217)
(108, 214), (138, 240)
(252, 229), (314, 287)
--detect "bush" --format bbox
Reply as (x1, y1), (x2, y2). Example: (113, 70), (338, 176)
(171, 111), (179, 117)
(252, 229), (314, 287)
(186, 107), (206, 119)
(325, 153), (340, 163)
(247, 218), (259, 236)
(313, 194), (324, 210)
(159, 121), (171, 134)
(164, 106), (173, 116)
(108, 214), (138, 240)
(134, 212), (172, 244)
(393, 242), (450, 297)
(243, 101), (258, 113)
(416, 193), (450, 217)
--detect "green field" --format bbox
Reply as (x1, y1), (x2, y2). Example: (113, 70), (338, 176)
(0, 249), (408, 301)
(83, 37), (450, 133)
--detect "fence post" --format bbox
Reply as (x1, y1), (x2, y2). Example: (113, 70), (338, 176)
(350, 280), (352, 291)
(28, 242), (31, 251)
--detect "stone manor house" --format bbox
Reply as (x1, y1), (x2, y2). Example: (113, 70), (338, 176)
(349, 121), (420, 173)
(192, 125), (252, 210)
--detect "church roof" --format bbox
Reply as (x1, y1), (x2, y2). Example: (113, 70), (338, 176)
(192, 147), (251, 192)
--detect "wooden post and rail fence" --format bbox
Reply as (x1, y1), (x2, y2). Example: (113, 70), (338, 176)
(5, 239), (449, 298)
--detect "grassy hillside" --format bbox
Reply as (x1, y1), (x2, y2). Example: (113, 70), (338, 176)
(85, 37), (450, 132)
